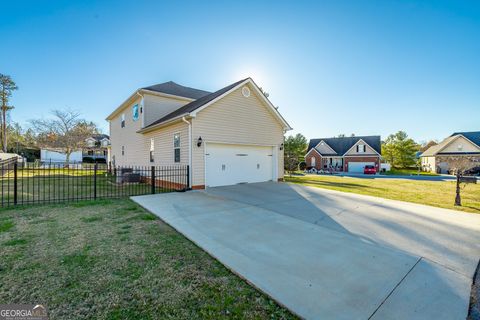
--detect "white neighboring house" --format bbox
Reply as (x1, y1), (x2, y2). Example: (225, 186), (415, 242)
(107, 78), (291, 189)
(84, 134), (110, 162)
(421, 131), (480, 173)
(40, 149), (83, 163)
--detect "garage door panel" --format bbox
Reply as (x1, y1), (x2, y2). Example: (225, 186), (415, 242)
(348, 162), (374, 173)
(206, 144), (274, 187)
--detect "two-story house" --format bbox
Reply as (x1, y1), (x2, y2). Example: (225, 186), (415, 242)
(106, 78), (291, 189)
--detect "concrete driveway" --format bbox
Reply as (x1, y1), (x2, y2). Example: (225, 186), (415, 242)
(132, 182), (480, 320)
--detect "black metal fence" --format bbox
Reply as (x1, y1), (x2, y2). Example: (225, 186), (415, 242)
(0, 161), (189, 207)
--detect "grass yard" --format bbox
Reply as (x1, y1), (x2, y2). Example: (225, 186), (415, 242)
(381, 168), (439, 176)
(0, 199), (297, 319)
(285, 175), (480, 214)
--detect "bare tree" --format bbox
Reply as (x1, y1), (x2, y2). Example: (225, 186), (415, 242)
(30, 109), (99, 165)
(448, 157), (478, 206)
(0, 74), (18, 152)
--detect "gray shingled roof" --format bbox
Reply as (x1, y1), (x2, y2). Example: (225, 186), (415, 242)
(422, 131), (480, 156)
(451, 131), (480, 146)
(142, 81), (211, 100)
(89, 134), (110, 141)
(307, 136), (381, 155)
(142, 78), (248, 129)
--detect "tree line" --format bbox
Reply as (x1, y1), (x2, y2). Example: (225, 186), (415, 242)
(0, 73), (102, 162)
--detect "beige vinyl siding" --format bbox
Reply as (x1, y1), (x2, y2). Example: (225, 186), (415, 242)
(439, 136), (480, 153)
(344, 141), (378, 155)
(315, 141), (337, 154)
(143, 94), (190, 127)
(109, 97), (147, 166)
(144, 121), (189, 166)
(191, 83), (284, 186)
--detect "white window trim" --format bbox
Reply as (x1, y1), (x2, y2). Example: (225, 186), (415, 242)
(173, 132), (181, 163)
(311, 156), (316, 167)
(150, 138), (155, 163)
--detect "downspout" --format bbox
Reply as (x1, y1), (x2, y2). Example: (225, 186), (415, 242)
(182, 117), (192, 189)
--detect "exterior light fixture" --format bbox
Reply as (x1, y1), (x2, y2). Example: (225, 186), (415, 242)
(197, 136), (203, 147)
(279, 143), (284, 150)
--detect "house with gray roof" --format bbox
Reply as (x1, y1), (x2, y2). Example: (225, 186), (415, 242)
(305, 136), (381, 173)
(106, 78), (291, 189)
(421, 131), (480, 173)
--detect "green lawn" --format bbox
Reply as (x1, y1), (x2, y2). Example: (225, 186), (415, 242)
(0, 199), (296, 319)
(381, 168), (439, 176)
(285, 175), (480, 214)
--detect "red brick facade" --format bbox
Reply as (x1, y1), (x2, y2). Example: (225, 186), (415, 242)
(305, 150), (323, 170)
(344, 156), (380, 172)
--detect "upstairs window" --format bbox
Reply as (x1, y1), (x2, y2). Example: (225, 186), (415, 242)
(357, 144), (365, 153)
(121, 146), (125, 156)
(174, 133), (180, 163)
(121, 114), (125, 128)
(132, 104), (139, 121)
(150, 138), (155, 163)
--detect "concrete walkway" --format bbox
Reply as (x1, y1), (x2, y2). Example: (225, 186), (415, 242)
(132, 182), (480, 319)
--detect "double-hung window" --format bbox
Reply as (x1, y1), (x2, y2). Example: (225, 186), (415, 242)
(357, 144), (365, 153)
(174, 133), (180, 163)
(121, 113), (125, 128)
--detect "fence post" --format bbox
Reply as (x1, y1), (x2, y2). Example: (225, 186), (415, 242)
(93, 163), (97, 200)
(151, 166), (155, 194)
(13, 162), (18, 205)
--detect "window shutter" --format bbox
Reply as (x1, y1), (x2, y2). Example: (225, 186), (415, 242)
(356, 145), (359, 152)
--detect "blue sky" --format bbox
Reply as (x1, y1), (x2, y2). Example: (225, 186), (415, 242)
(1, 0), (479, 143)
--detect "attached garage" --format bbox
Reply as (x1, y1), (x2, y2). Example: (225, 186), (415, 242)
(205, 143), (275, 187)
(347, 162), (374, 173)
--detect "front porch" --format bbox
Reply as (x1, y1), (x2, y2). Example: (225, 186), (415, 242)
(321, 157), (345, 172)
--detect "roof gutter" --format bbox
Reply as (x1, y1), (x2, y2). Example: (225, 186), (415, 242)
(137, 113), (190, 134)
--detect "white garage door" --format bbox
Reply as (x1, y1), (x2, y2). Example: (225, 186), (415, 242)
(348, 162), (374, 173)
(205, 143), (274, 187)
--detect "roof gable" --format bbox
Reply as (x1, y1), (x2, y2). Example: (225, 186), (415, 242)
(450, 131), (480, 147)
(422, 132), (480, 156)
(344, 138), (380, 156)
(140, 78), (291, 132)
(308, 136), (381, 155)
(314, 140), (337, 155)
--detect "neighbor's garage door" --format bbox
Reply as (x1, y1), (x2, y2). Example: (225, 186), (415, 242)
(205, 143), (274, 187)
(348, 162), (374, 173)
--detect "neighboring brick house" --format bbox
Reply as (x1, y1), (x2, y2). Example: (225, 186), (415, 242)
(305, 136), (381, 173)
(421, 131), (480, 174)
